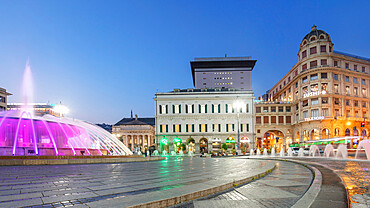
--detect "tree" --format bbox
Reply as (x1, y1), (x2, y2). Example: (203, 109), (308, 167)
(222, 143), (228, 151)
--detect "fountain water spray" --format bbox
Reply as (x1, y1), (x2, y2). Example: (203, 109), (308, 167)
(324, 144), (335, 158)
(355, 140), (370, 160)
(336, 144), (348, 159)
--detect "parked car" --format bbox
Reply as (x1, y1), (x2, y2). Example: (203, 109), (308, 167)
(303, 148), (310, 155)
(292, 147), (300, 155)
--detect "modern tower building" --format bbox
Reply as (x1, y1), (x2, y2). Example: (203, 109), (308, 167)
(190, 57), (257, 90)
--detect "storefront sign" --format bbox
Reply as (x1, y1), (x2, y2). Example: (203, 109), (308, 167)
(303, 90), (326, 98)
(304, 116), (324, 121)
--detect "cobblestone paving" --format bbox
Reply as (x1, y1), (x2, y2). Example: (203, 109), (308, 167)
(0, 157), (274, 208)
(176, 160), (313, 208)
(291, 158), (370, 207)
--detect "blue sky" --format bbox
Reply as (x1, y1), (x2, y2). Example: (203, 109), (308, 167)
(0, 0), (369, 124)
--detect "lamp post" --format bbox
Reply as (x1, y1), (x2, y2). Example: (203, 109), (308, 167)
(233, 101), (244, 155)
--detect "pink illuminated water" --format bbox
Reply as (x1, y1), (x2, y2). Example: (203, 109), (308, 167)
(0, 60), (132, 156)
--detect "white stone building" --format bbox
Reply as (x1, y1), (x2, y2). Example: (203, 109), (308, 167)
(154, 88), (255, 154)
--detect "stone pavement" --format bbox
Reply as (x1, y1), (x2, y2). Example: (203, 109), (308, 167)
(175, 160), (313, 208)
(289, 158), (370, 208)
(0, 157), (274, 208)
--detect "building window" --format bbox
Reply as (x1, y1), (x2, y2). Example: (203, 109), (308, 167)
(335, 109), (340, 117)
(310, 60), (318, 68)
(362, 79), (366, 85)
(212, 124), (221, 132)
(310, 47), (317, 55)
(160, 125), (168, 133)
(302, 76), (308, 84)
(173, 104), (181, 114)
(363, 102), (367, 108)
(345, 63), (349, 69)
(159, 105), (168, 114)
(334, 98), (340, 105)
(278, 116), (283, 124)
(311, 109), (319, 117)
(256, 107), (261, 113)
(354, 100), (359, 107)
(346, 76), (350, 82)
(271, 116), (276, 124)
(186, 104), (194, 114)
(322, 97), (328, 104)
(286, 106), (291, 112)
(346, 110), (351, 117)
(354, 87), (358, 96)
(173, 124), (181, 133)
(311, 84), (318, 92)
(334, 84), (339, 93)
(302, 50), (307, 58)
(263, 116), (269, 124)
(263, 107), (269, 112)
(321, 83), (327, 91)
(310, 74), (318, 81)
(354, 65), (357, 71)
(296, 113), (299, 122)
(278, 106), (284, 112)
(346, 100), (350, 106)
(354, 77), (358, 84)
(329, 46), (332, 52)
(311, 98), (319, 105)
(334, 61), (338, 66)
(321, 73), (327, 79)
(346, 86), (350, 94)
(363, 88), (367, 96)
(226, 124), (234, 132)
(322, 108), (329, 116)
(186, 124), (194, 132)
(362, 67), (366, 72)
(199, 124), (208, 132)
(256, 116), (261, 124)
(303, 111), (308, 119)
(199, 104), (207, 113)
(302, 100), (308, 107)
(212, 104), (220, 113)
(334, 74), (338, 80)
(302, 64), (307, 71)
(320, 45), (326, 52)
(321, 59), (327, 66)
(286, 116), (291, 123)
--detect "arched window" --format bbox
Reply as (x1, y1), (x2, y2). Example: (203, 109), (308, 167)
(345, 128), (350, 136)
(319, 35), (325, 39)
(362, 129), (367, 137)
(310, 36), (316, 41)
(302, 40), (307, 45)
(334, 128), (340, 136)
(322, 129), (329, 139)
(354, 129), (359, 136)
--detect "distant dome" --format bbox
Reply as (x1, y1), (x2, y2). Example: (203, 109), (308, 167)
(302, 25), (331, 44)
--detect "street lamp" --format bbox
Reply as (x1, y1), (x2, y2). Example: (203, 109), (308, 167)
(233, 100), (244, 155)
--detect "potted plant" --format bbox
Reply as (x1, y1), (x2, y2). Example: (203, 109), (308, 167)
(232, 149), (236, 155)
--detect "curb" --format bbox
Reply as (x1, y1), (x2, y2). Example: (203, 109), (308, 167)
(0, 156), (165, 166)
(126, 164), (276, 208)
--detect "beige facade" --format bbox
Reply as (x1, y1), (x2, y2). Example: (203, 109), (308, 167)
(112, 115), (155, 153)
(257, 26), (370, 148)
(0, 88), (11, 111)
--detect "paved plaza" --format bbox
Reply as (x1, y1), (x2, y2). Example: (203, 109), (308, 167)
(184, 160), (313, 208)
(0, 157), (274, 208)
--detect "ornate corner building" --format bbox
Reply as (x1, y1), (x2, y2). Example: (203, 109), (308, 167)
(255, 26), (370, 150)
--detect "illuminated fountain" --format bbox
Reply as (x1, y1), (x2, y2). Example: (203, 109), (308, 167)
(336, 144), (348, 159)
(355, 140), (370, 160)
(256, 149), (261, 155)
(271, 147), (275, 156)
(250, 149), (254, 156)
(279, 148), (285, 157)
(309, 145), (321, 157)
(0, 61), (132, 156)
(298, 148), (304, 157)
(287, 147), (293, 156)
(263, 148), (268, 156)
(324, 144), (335, 158)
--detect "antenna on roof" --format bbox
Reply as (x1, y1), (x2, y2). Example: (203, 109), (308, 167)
(130, 110), (133, 118)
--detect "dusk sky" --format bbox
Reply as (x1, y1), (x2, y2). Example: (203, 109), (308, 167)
(1, 0), (369, 124)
